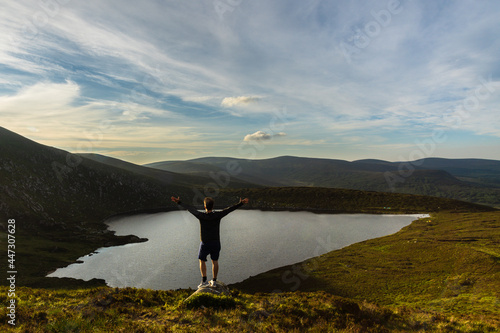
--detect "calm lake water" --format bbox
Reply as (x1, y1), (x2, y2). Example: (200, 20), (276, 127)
(48, 210), (426, 290)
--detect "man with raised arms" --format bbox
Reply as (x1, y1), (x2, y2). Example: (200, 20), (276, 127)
(171, 196), (249, 288)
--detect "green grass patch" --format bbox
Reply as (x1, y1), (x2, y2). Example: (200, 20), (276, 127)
(2, 287), (498, 332)
(233, 211), (500, 328)
(182, 293), (238, 310)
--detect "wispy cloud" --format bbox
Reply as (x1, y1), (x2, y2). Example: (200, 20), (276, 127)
(0, 0), (499, 162)
(221, 96), (261, 107)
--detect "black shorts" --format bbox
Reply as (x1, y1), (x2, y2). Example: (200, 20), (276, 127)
(198, 240), (221, 261)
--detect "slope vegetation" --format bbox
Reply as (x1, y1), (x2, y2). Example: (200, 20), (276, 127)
(232, 210), (500, 324)
(0, 127), (196, 285)
(147, 156), (500, 207)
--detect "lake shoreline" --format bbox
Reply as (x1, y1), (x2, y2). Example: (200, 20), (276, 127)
(49, 211), (427, 290)
(42, 204), (430, 289)
(102, 205), (423, 222)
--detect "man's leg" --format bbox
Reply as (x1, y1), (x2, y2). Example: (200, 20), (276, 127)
(212, 260), (219, 280)
(210, 241), (221, 282)
(199, 259), (207, 278)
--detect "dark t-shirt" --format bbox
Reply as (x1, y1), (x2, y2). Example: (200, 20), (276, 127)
(178, 201), (243, 242)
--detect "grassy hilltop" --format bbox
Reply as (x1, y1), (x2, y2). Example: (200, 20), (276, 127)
(1, 209), (498, 332)
(1, 192), (498, 332)
(0, 185), (492, 288)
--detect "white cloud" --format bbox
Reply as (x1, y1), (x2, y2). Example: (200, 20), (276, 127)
(221, 96), (261, 107)
(0, 81), (80, 115)
(0, 81), (183, 150)
(182, 95), (219, 103)
(243, 131), (286, 141)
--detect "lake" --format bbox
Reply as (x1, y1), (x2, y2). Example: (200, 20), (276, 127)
(48, 210), (427, 290)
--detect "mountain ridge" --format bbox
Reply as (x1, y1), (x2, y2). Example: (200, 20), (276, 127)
(145, 155), (500, 207)
(0, 126), (496, 287)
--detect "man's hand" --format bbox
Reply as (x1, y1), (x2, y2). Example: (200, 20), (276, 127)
(171, 196), (181, 203)
(240, 198), (249, 204)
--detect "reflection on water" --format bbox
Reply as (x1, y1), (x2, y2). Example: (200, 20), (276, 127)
(48, 210), (426, 290)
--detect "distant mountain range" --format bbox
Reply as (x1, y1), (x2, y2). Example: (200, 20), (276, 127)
(145, 156), (500, 207)
(2, 125), (499, 225)
(1, 126), (496, 286)
(2, 125), (498, 228)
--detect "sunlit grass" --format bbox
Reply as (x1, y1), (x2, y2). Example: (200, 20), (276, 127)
(0, 207), (498, 331)
(2, 286), (498, 332)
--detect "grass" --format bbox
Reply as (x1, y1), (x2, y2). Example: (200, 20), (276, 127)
(233, 211), (500, 326)
(0, 186), (498, 331)
(2, 186), (491, 289)
(2, 286), (498, 332)
(0, 210), (498, 331)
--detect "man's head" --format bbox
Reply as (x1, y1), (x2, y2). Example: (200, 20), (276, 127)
(204, 197), (214, 211)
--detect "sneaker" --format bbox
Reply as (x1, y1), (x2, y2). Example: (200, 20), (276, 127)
(209, 280), (217, 287)
(198, 281), (209, 288)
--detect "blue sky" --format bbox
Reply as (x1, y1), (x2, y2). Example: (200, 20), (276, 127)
(1, 0), (499, 164)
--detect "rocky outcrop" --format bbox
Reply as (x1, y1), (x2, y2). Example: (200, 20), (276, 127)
(182, 281), (237, 309)
(185, 281), (231, 302)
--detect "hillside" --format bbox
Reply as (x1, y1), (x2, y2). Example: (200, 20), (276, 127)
(146, 156), (500, 207)
(1, 210), (498, 332)
(232, 210), (500, 324)
(0, 127), (495, 287)
(80, 153), (258, 190)
(0, 127), (193, 224)
(0, 127), (197, 285)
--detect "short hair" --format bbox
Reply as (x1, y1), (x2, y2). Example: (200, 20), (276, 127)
(204, 197), (214, 211)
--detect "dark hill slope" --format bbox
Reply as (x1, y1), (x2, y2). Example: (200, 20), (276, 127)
(217, 187), (493, 214)
(84, 154), (260, 190)
(0, 126), (199, 285)
(0, 127), (194, 230)
(416, 157), (500, 185)
(147, 156), (500, 207)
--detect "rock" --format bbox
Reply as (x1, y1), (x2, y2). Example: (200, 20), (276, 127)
(184, 281), (231, 302)
(182, 281), (237, 309)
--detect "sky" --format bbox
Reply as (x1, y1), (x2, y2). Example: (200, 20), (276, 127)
(1, 0), (499, 164)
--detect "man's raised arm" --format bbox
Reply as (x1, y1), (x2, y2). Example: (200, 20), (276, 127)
(218, 197), (249, 218)
(171, 196), (202, 217)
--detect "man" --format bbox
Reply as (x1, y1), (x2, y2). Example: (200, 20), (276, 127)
(171, 195), (249, 288)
